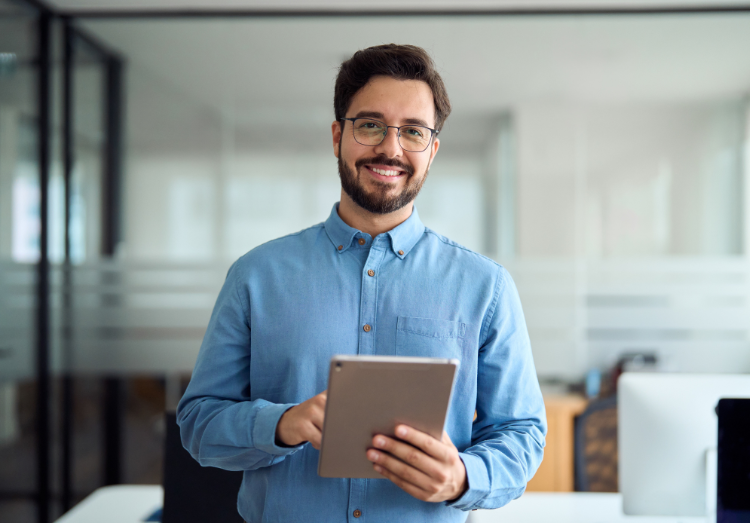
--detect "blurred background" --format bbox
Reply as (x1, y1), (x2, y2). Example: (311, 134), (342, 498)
(2, 1), (750, 521)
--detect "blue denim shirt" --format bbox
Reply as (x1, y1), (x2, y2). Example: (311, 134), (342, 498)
(177, 203), (546, 523)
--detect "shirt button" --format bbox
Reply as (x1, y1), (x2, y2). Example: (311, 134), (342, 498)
(353, 509), (362, 518)
(363, 324), (371, 332)
(398, 250), (404, 255)
(367, 269), (375, 277)
(358, 238), (366, 246)
(338, 245), (343, 251)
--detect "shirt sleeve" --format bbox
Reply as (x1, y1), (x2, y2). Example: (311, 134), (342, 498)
(447, 267), (547, 510)
(176, 261), (303, 471)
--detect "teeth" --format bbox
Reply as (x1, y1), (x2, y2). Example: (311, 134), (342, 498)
(371, 167), (401, 177)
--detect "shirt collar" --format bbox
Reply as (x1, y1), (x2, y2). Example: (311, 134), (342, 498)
(324, 203), (425, 259)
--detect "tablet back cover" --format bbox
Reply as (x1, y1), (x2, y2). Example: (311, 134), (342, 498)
(318, 355), (457, 478)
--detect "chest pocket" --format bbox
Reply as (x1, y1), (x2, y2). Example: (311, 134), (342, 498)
(395, 316), (466, 361)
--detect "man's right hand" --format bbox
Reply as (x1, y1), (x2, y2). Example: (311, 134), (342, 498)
(275, 390), (327, 449)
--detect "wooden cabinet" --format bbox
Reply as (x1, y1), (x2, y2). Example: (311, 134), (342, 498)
(526, 394), (588, 492)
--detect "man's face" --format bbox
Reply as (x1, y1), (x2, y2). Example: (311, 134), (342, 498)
(332, 75), (440, 215)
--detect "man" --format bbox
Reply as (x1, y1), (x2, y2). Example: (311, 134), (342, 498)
(177, 44), (546, 522)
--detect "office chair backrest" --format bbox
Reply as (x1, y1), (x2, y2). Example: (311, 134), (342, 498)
(163, 412), (244, 523)
(574, 395), (618, 492)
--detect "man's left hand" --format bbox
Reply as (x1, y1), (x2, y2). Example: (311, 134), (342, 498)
(367, 425), (468, 503)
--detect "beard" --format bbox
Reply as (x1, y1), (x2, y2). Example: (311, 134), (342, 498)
(338, 150), (428, 215)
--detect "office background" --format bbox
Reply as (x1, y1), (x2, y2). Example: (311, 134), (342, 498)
(1, 1), (750, 522)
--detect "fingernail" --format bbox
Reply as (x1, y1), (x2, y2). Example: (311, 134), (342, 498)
(374, 464), (382, 473)
(368, 450), (379, 461)
(396, 426), (407, 437)
(374, 437), (385, 447)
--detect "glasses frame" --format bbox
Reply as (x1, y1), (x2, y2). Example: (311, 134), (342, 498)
(340, 117), (439, 153)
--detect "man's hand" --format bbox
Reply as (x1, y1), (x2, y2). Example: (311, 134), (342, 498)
(367, 425), (468, 503)
(275, 390), (327, 449)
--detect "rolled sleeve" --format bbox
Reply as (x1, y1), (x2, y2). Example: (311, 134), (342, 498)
(253, 402), (304, 456)
(446, 453), (490, 509)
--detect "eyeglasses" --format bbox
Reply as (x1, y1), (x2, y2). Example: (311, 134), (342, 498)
(340, 117), (438, 153)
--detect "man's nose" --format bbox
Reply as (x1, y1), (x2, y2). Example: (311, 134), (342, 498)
(372, 127), (402, 158)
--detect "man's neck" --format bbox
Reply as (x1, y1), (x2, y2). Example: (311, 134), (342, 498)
(337, 191), (413, 238)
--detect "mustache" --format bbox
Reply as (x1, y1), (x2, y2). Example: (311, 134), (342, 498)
(354, 155), (414, 176)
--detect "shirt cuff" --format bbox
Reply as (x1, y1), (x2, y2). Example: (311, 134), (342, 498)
(446, 452), (490, 510)
(252, 402), (303, 456)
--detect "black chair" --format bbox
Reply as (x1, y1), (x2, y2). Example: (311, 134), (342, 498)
(162, 412), (244, 523)
(574, 395), (618, 492)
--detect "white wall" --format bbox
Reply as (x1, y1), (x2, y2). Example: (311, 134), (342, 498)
(124, 148), (485, 261)
(516, 102), (745, 258)
(118, 61), (750, 381)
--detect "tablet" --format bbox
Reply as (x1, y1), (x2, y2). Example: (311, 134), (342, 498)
(317, 354), (459, 479)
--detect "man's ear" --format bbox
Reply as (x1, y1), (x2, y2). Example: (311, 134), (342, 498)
(427, 137), (440, 170)
(332, 121), (342, 158)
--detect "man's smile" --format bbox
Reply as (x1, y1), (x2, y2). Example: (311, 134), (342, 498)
(364, 164), (407, 182)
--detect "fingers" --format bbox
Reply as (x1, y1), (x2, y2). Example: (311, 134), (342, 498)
(308, 401), (325, 430)
(306, 422), (323, 449)
(393, 425), (452, 461)
(312, 390), (328, 405)
(368, 427), (467, 503)
(276, 390), (327, 447)
(372, 462), (434, 501)
(371, 435), (445, 480)
(307, 391), (327, 448)
(367, 447), (437, 493)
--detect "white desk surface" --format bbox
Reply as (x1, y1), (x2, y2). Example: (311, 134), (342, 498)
(468, 493), (707, 523)
(54, 486), (163, 523)
(54, 485), (708, 523)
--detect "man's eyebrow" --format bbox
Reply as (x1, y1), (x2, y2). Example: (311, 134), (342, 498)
(353, 111), (432, 128)
(403, 117), (431, 128)
(353, 111), (385, 120)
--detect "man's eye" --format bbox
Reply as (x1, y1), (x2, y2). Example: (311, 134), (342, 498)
(403, 127), (425, 138)
(358, 121), (382, 130)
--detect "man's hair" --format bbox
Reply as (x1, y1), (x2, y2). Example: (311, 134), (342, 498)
(334, 44), (452, 132)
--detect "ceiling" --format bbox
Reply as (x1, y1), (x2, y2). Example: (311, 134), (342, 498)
(74, 12), (750, 154)
(47, 0), (750, 12)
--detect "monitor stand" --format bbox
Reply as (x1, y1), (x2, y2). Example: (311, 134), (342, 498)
(706, 447), (717, 523)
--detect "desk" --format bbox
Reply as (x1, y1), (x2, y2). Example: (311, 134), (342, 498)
(54, 486), (162, 523)
(56, 486), (707, 523)
(468, 493), (707, 523)
(527, 394), (589, 492)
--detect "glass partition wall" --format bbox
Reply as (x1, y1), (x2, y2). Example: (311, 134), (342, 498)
(0, 2), (42, 521)
(2, 6), (750, 523)
(79, 14), (750, 379)
(0, 2), (123, 521)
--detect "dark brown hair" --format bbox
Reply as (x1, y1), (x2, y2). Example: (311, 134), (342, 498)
(334, 44), (452, 132)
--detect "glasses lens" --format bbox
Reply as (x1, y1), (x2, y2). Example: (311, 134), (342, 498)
(399, 126), (431, 152)
(353, 119), (386, 146)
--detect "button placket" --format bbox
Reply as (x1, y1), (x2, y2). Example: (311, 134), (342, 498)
(348, 478), (367, 523)
(350, 240), (384, 520)
(357, 240), (386, 357)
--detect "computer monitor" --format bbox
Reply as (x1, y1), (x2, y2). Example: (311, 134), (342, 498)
(619, 373), (750, 517)
(717, 398), (750, 523)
